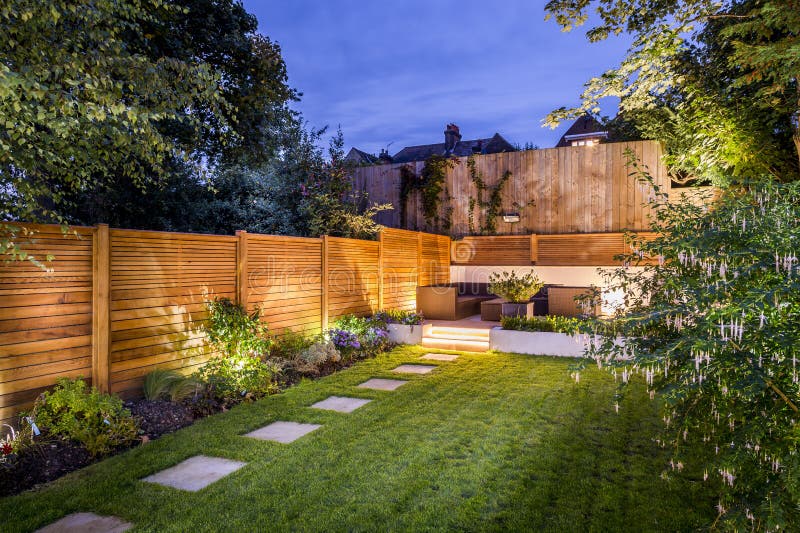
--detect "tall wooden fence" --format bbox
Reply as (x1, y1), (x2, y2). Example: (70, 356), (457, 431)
(351, 140), (669, 236)
(0, 225), (450, 425)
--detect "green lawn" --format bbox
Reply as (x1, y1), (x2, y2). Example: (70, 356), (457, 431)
(2, 346), (715, 532)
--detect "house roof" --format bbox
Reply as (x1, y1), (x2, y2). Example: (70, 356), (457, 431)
(555, 115), (609, 147)
(344, 147), (380, 165)
(391, 133), (515, 164)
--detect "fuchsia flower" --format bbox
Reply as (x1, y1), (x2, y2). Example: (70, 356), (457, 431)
(1, 441), (13, 456)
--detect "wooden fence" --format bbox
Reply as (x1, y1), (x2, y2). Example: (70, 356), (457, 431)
(0, 225), (450, 425)
(351, 140), (669, 236)
(451, 232), (658, 266)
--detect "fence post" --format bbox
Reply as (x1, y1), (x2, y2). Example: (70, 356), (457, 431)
(236, 230), (248, 310)
(530, 233), (538, 264)
(416, 232), (423, 287)
(377, 230), (384, 311)
(321, 235), (329, 331)
(92, 224), (111, 393)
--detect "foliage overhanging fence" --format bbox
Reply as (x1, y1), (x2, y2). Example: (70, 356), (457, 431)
(0, 225), (450, 426)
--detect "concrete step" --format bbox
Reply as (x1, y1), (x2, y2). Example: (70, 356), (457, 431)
(429, 327), (491, 340)
(426, 332), (490, 343)
(421, 337), (490, 353)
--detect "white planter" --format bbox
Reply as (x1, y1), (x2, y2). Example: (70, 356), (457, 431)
(489, 328), (591, 357)
(387, 323), (424, 345)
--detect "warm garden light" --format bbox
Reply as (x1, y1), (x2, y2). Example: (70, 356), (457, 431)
(501, 213), (520, 223)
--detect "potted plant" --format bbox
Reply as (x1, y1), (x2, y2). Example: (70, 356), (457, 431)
(488, 270), (543, 318)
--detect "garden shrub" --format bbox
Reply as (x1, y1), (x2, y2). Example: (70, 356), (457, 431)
(269, 329), (314, 360)
(292, 340), (341, 375)
(488, 270), (543, 303)
(26, 378), (138, 456)
(330, 314), (390, 359)
(206, 297), (271, 359)
(577, 173), (800, 529)
(372, 309), (424, 325)
(194, 355), (281, 404)
(501, 315), (584, 334)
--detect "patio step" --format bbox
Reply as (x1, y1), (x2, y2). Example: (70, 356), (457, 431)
(421, 336), (490, 352)
(428, 326), (491, 341)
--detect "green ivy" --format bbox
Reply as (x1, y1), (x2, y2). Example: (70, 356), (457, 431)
(399, 155), (455, 233)
(467, 156), (512, 235)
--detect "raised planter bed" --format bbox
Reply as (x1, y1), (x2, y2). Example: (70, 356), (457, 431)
(386, 323), (426, 345)
(489, 327), (590, 357)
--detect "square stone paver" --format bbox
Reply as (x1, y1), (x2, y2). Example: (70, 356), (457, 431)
(357, 378), (408, 391)
(392, 364), (437, 374)
(421, 353), (459, 361)
(244, 421), (321, 443)
(311, 396), (372, 413)
(142, 455), (246, 492)
(35, 513), (132, 533)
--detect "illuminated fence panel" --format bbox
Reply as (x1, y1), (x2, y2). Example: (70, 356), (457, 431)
(246, 234), (323, 334)
(326, 237), (381, 321)
(108, 229), (237, 398)
(0, 224), (94, 427)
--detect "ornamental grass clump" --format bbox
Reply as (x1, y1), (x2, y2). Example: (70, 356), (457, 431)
(576, 170), (800, 530)
(488, 270), (543, 303)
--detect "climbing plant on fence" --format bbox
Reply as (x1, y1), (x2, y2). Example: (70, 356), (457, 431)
(575, 170), (800, 530)
(399, 155), (455, 233)
(467, 156), (511, 235)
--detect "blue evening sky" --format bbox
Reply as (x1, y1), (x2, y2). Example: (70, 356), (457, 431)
(242, 0), (631, 155)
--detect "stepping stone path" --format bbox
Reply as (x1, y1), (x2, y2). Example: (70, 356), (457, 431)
(357, 378), (408, 391)
(421, 353), (459, 361)
(245, 421), (321, 443)
(142, 455), (246, 492)
(35, 513), (132, 533)
(311, 396), (372, 413)
(392, 364), (437, 374)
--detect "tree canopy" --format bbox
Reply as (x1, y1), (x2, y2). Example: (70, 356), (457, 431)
(545, 0), (800, 183)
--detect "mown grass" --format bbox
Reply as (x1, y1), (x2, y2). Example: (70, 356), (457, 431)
(2, 345), (715, 532)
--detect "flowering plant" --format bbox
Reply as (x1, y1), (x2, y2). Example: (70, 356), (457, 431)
(372, 309), (424, 326)
(575, 170), (800, 530)
(329, 329), (360, 350)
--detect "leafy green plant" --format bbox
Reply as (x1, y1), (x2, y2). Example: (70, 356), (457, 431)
(467, 156), (513, 235)
(373, 309), (424, 325)
(206, 298), (271, 359)
(194, 355), (281, 404)
(26, 378), (138, 456)
(142, 369), (201, 402)
(400, 155), (455, 232)
(329, 314), (390, 359)
(291, 340), (342, 376)
(575, 170), (800, 529)
(501, 315), (584, 334)
(270, 330), (315, 360)
(488, 270), (544, 303)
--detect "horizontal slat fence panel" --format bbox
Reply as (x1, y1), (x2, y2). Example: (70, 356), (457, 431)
(451, 235), (532, 265)
(419, 234), (451, 287)
(351, 140), (669, 235)
(326, 237), (380, 321)
(452, 232), (659, 266)
(246, 234), (323, 334)
(381, 228), (420, 311)
(0, 225), (94, 424)
(108, 229), (237, 398)
(536, 232), (658, 266)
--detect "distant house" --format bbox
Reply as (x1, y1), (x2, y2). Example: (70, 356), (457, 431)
(555, 115), (609, 147)
(344, 147), (397, 167)
(348, 124), (515, 166)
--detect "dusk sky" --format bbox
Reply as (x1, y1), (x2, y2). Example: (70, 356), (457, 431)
(243, 0), (631, 155)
